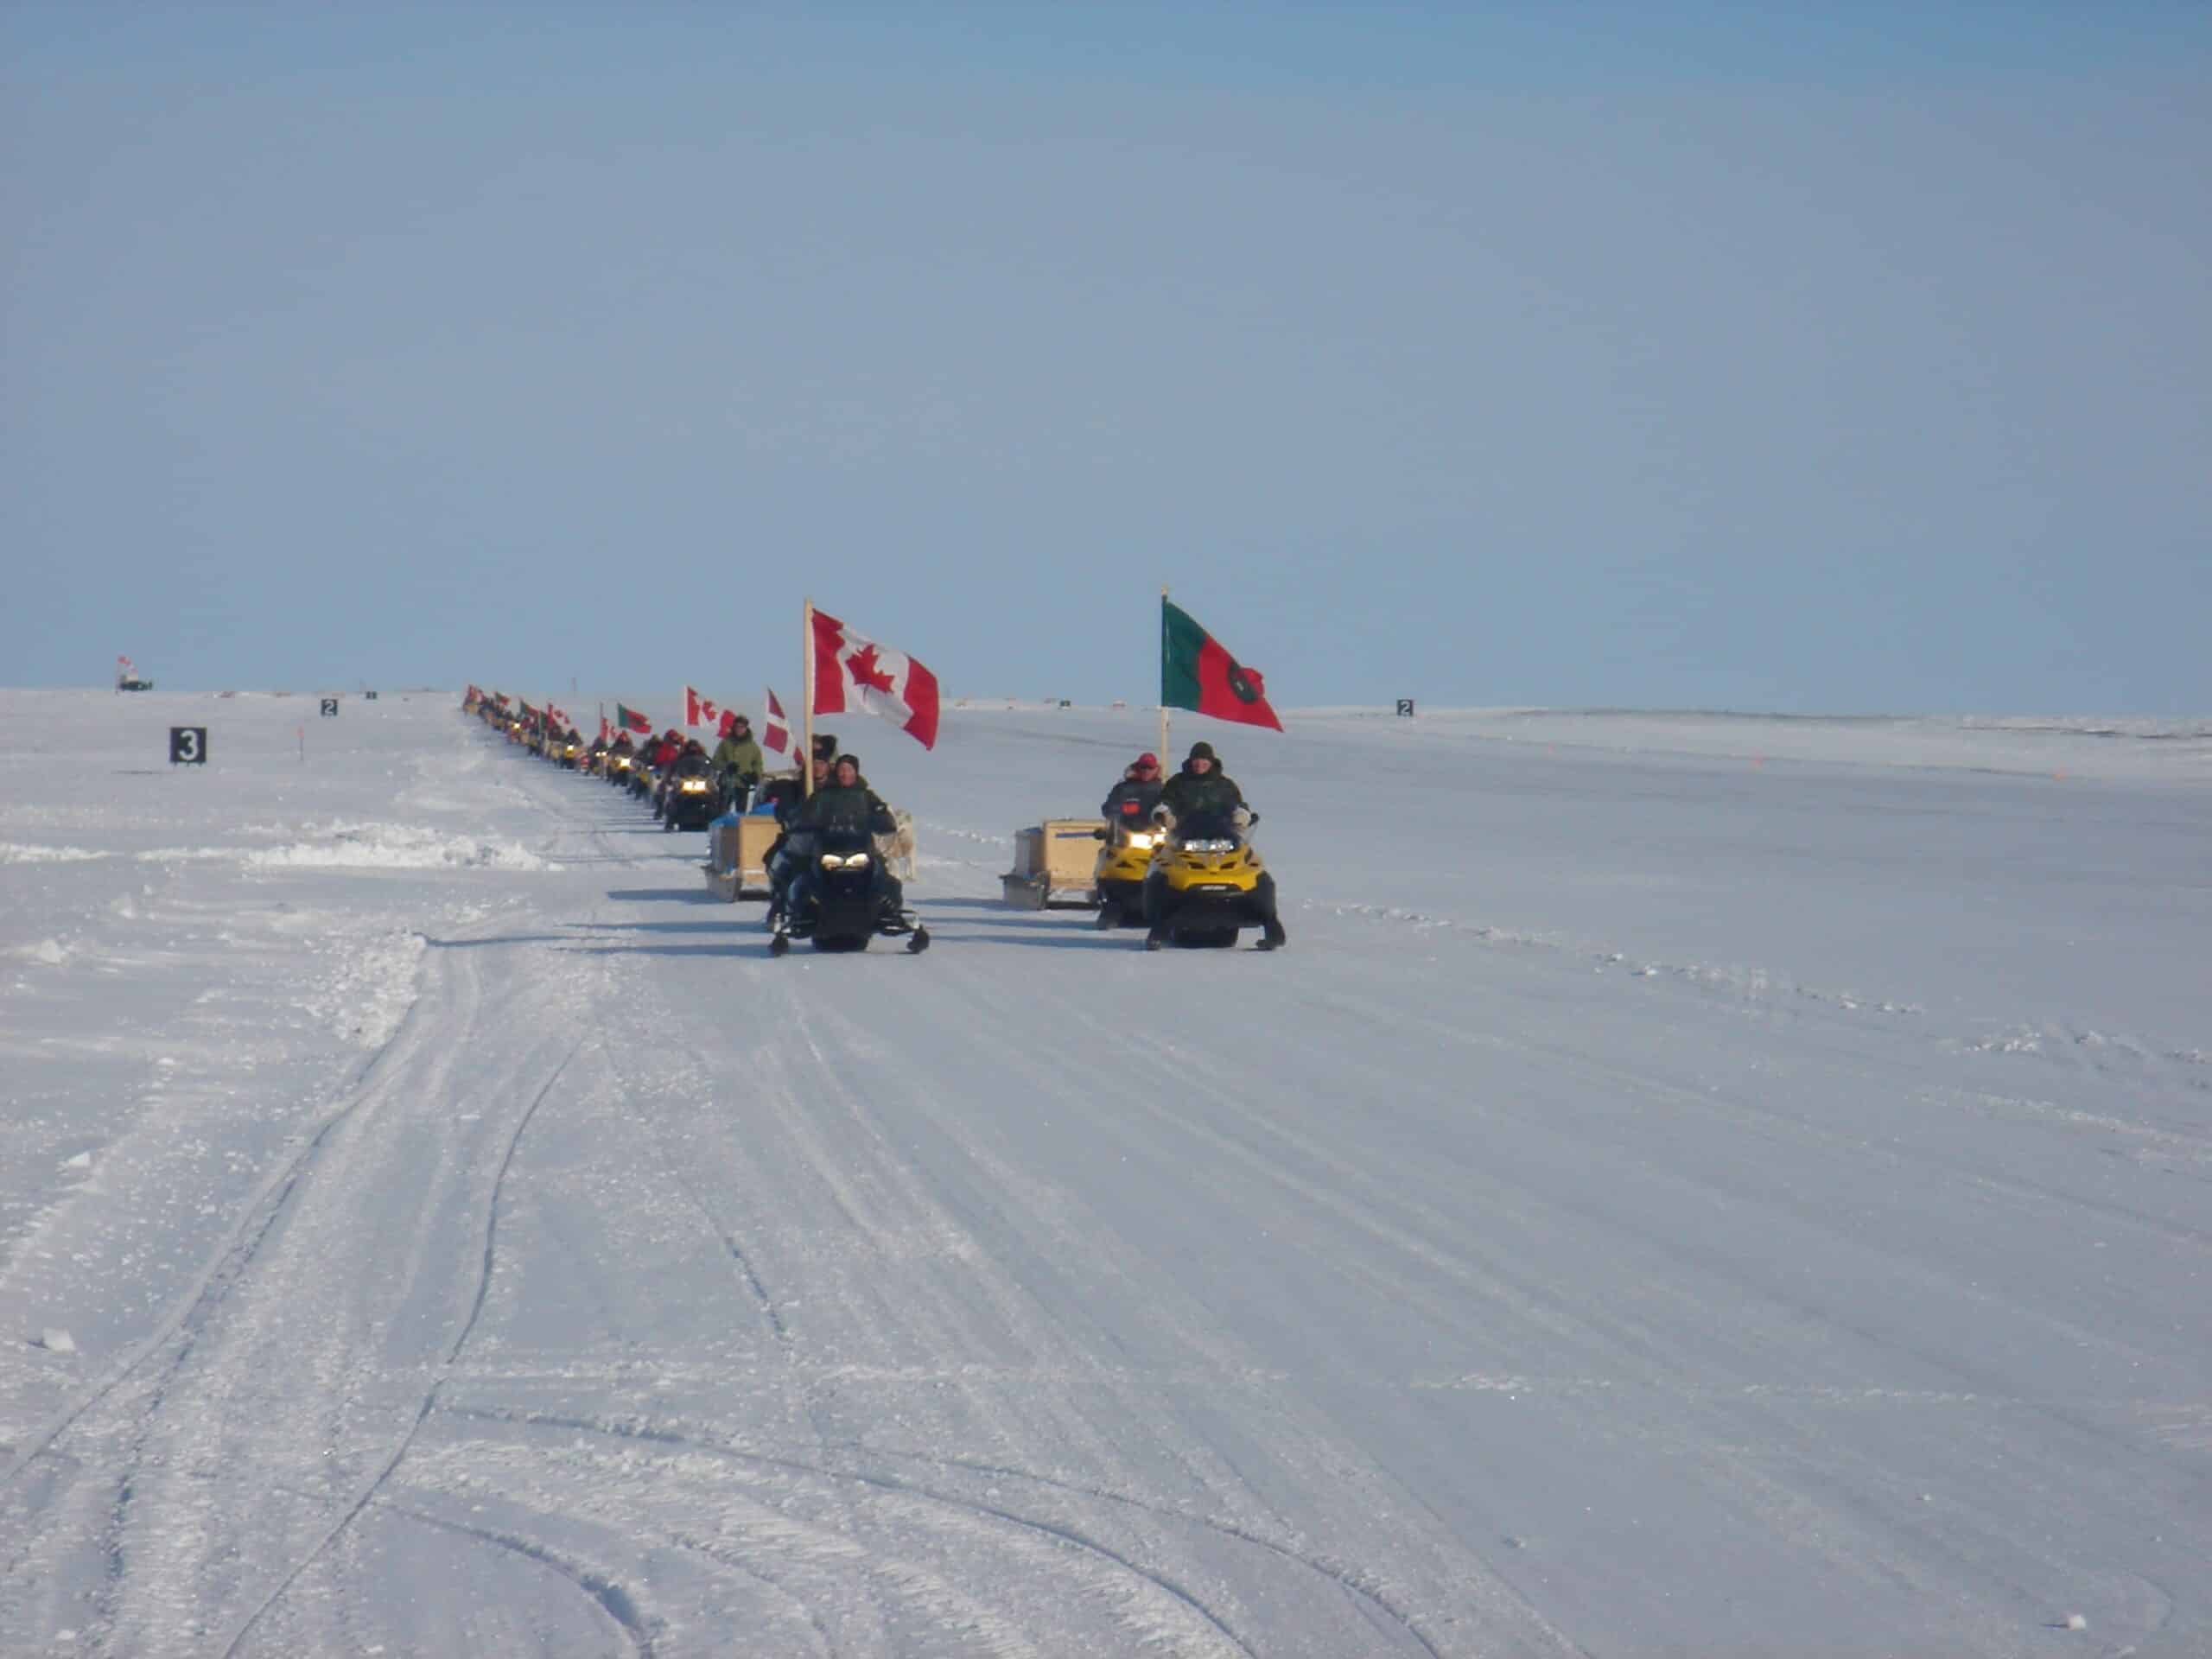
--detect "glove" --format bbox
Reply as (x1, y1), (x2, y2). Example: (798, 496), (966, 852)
(1230, 805), (1252, 830)
(1150, 804), (1173, 827)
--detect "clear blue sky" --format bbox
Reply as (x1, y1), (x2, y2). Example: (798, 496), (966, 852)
(6, 3), (2207, 712)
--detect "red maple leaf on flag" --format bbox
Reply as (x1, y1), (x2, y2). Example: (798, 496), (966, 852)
(846, 643), (897, 695)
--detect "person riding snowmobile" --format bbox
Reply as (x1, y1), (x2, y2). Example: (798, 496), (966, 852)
(660, 741), (720, 829)
(1101, 752), (1166, 824)
(1091, 753), (1166, 926)
(761, 746), (835, 925)
(1147, 741), (1285, 950)
(1154, 741), (1244, 823)
(783, 753), (904, 929)
(800, 754), (895, 837)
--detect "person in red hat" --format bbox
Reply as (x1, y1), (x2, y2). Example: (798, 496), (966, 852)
(1100, 752), (1165, 824)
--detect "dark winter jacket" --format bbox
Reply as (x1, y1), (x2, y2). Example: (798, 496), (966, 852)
(1158, 763), (1245, 826)
(760, 771), (831, 825)
(800, 779), (896, 839)
(1101, 778), (1165, 823)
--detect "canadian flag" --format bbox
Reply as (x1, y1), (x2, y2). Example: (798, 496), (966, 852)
(810, 611), (939, 751)
(683, 685), (722, 729)
(761, 687), (794, 762)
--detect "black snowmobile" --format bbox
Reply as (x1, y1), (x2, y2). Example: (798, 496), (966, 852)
(661, 761), (721, 831)
(769, 824), (929, 956)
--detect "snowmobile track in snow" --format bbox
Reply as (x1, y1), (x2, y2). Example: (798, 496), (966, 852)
(219, 1039), (585, 1658)
(0, 945), (443, 1497)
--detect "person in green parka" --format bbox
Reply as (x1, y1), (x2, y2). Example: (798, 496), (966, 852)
(710, 715), (766, 807)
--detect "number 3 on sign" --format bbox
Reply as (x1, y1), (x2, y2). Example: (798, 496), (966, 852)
(169, 727), (207, 766)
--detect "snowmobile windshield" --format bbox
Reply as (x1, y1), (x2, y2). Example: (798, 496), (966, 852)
(1173, 810), (1243, 847)
(813, 823), (875, 857)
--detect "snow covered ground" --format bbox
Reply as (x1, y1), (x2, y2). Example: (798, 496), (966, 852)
(3, 687), (2207, 1657)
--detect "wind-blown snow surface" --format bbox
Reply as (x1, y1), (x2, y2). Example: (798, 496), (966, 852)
(3, 689), (2207, 1657)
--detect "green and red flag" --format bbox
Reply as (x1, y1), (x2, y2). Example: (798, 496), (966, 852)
(1161, 599), (1282, 732)
(615, 703), (652, 734)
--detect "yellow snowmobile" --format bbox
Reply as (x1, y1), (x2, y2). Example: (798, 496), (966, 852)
(1141, 809), (1283, 950)
(1091, 822), (1162, 928)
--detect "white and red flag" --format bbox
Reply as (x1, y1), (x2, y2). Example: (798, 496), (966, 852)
(683, 685), (724, 730)
(810, 610), (940, 750)
(761, 687), (794, 762)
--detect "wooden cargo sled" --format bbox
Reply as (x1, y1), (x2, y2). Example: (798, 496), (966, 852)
(1001, 818), (1109, 909)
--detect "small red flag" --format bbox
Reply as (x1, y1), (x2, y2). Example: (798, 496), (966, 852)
(762, 687), (792, 761)
(683, 685), (723, 728)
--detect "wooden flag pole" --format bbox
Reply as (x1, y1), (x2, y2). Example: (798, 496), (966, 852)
(802, 596), (817, 798)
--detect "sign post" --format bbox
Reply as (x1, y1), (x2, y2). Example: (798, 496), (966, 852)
(1395, 698), (1415, 718)
(320, 697), (340, 717)
(168, 727), (207, 766)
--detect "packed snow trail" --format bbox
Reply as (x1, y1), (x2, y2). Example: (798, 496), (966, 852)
(2, 690), (2207, 1656)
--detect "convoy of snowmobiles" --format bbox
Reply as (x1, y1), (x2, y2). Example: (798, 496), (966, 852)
(462, 689), (1286, 957)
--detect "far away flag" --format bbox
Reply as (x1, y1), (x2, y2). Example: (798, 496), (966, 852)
(810, 610), (940, 750)
(683, 685), (721, 729)
(761, 686), (794, 761)
(615, 702), (652, 734)
(1161, 598), (1283, 733)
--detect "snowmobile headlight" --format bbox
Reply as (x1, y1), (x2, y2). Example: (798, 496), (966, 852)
(819, 852), (871, 870)
(680, 778), (709, 791)
(1122, 832), (1156, 849)
(1183, 837), (1235, 854)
